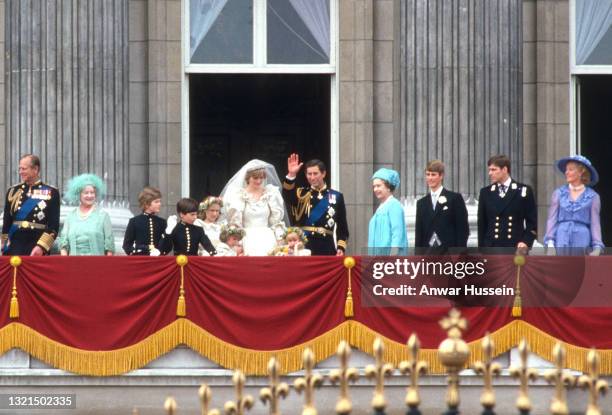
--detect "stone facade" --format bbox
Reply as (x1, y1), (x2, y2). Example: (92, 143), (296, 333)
(525, 0), (571, 237)
(0, 0), (573, 253)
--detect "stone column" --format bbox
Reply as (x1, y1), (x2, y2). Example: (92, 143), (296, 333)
(128, 0), (150, 209)
(144, 0), (182, 216)
(339, 0), (375, 254)
(127, 0), (181, 216)
(531, 0), (570, 239)
(4, 0), (129, 201)
(400, 0), (523, 200)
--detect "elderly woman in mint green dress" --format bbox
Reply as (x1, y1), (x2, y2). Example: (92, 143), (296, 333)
(58, 174), (114, 256)
(368, 168), (408, 255)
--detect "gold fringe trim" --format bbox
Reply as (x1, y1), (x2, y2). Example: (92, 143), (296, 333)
(345, 320), (612, 375)
(0, 319), (611, 376)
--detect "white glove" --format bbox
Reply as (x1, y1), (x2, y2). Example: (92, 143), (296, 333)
(149, 248), (161, 257)
(546, 240), (556, 256)
(589, 247), (601, 257)
(166, 215), (178, 234)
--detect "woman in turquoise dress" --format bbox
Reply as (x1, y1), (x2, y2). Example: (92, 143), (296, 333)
(368, 168), (408, 255)
(58, 174), (114, 256)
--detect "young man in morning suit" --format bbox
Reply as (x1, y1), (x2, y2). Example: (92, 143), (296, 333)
(415, 160), (469, 253)
(282, 154), (349, 256)
(477, 155), (537, 252)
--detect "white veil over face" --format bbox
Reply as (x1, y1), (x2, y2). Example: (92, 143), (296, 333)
(219, 159), (289, 225)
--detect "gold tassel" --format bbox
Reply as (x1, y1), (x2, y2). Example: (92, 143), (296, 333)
(511, 295), (522, 318)
(9, 256), (22, 319)
(344, 292), (353, 318)
(175, 255), (188, 317)
(343, 257), (356, 318)
(511, 255), (525, 318)
(10, 296), (19, 319)
(176, 292), (186, 317)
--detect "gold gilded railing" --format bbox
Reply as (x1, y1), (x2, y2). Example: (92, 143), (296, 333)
(158, 309), (607, 415)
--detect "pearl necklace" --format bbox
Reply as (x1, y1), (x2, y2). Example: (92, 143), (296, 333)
(569, 184), (585, 191)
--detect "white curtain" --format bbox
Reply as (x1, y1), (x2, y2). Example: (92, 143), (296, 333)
(190, 0), (229, 59)
(576, 0), (612, 64)
(288, 0), (330, 59)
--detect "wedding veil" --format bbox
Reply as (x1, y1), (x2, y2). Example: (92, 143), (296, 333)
(219, 159), (290, 225)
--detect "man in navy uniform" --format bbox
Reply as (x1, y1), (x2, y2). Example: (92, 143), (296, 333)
(477, 155), (537, 252)
(1, 154), (60, 255)
(415, 160), (469, 253)
(283, 154), (349, 256)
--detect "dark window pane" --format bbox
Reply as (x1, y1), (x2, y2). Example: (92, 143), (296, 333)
(267, 0), (330, 64)
(190, 0), (253, 64)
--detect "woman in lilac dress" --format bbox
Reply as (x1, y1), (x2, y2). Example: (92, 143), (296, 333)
(544, 155), (604, 255)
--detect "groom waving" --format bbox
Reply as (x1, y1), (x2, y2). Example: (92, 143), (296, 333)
(282, 154), (349, 256)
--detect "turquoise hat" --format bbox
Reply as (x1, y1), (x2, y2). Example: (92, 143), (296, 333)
(372, 168), (400, 189)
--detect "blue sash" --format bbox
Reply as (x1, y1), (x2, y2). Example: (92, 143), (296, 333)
(306, 194), (329, 226)
(3, 196), (39, 254)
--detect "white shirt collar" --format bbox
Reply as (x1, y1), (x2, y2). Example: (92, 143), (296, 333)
(500, 177), (512, 188)
(430, 186), (444, 198)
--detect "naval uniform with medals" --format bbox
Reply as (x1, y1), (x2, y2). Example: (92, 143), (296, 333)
(1, 180), (60, 255)
(122, 213), (167, 256)
(477, 178), (537, 249)
(282, 178), (349, 255)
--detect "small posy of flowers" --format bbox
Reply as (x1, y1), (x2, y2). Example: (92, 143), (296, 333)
(438, 195), (447, 204)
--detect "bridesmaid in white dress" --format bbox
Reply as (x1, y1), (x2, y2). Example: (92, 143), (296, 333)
(221, 159), (287, 256)
(195, 196), (225, 249)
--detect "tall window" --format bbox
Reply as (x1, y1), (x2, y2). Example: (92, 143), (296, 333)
(187, 0), (334, 69)
(181, 0), (339, 195)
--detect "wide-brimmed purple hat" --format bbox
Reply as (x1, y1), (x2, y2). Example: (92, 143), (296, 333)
(555, 155), (599, 186)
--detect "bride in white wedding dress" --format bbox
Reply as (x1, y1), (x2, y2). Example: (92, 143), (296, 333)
(220, 159), (287, 256)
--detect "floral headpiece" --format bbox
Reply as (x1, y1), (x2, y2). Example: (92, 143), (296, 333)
(199, 196), (223, 213)
(219, 224), (246, 242)
(283, 227), (308, 244)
